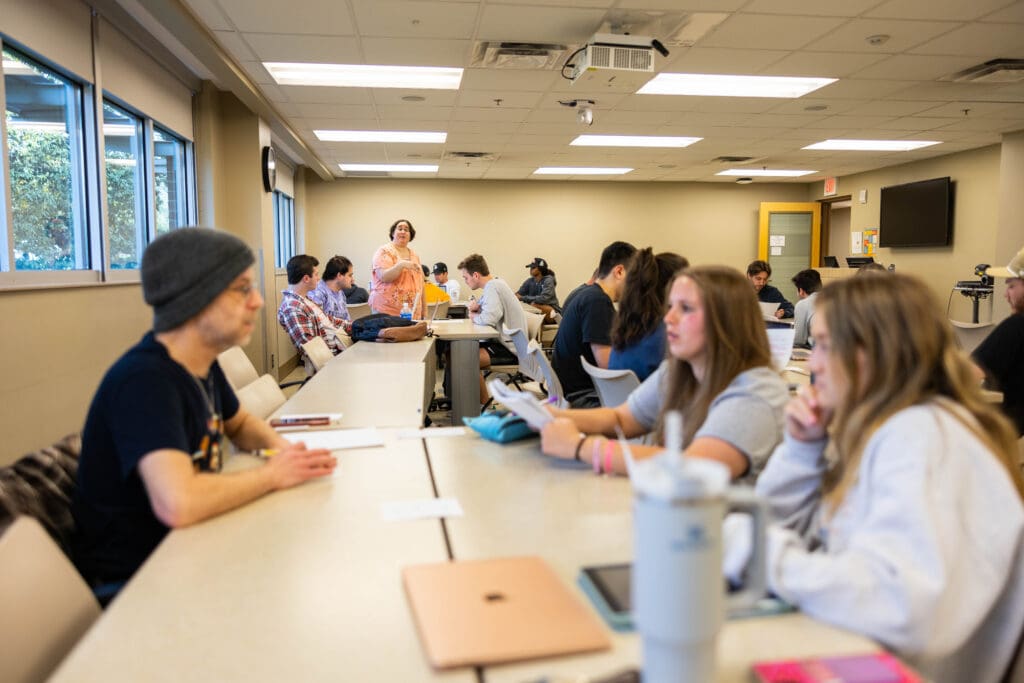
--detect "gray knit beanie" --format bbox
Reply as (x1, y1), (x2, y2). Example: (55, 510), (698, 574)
(141, 227), (255, 332)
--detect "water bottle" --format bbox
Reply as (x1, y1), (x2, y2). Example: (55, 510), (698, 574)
(632, 415), (767, 682)
(400, 301), (413, 321)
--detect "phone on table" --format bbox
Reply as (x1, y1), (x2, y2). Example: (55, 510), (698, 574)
(578, 562), (794, 632)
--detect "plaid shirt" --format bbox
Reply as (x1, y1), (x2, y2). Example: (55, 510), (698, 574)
(277, 290), (345, 356)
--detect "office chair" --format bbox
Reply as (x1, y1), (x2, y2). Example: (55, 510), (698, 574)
(347, 302), (372, 320)
(580, 357), (640, 409)
(301, 336), (335, 374)
(217, 346), (261, 391)
(0, 516), (101, 683)
(235, 375), (289, 420)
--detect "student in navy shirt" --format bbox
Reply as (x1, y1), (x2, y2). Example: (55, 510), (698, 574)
(747, 259), (794, 318)
(73, 228), (336, 593)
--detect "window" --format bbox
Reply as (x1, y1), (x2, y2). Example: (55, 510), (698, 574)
(3, 47), (89, 271)
(153, 126), (189, 236)
(103, 100), (145, 269)
(273, 190), (294, 268)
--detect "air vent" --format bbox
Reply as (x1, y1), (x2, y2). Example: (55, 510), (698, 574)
(445, 151), (496, 161)
(711, 155), (761, 164)
(946, 59), (1024, 84)
(471, 42), (567, 70)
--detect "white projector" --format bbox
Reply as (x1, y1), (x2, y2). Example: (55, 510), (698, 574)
(569, 33), (658, 90)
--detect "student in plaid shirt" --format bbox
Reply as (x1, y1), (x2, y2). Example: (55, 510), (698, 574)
(277, 254), (348, 356)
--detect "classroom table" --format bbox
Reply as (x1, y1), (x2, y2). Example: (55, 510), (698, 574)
(335, 337), (437, 421)
(49, 434), (474, 683)
(424, 433), (880, 682)
(430, 319), (499, 423)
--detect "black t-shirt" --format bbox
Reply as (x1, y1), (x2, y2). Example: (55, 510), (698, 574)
(973, 313), (1024, 436)
(552, 284), (615, 398)
(72, 332), (239, 585)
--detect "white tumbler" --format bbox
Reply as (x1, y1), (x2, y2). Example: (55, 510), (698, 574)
(632, 456), (766, 683)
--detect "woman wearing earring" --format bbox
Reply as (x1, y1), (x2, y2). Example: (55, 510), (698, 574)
(540, 265), (788, 482)
(727, 273), (1024, 683)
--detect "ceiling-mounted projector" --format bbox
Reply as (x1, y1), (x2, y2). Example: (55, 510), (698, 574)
(568, 33), (667, 90)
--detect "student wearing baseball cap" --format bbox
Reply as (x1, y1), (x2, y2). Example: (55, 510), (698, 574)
(431, 261), (460, 302)
(973, 245), (1024, 436)
(516, 257), (561, 323)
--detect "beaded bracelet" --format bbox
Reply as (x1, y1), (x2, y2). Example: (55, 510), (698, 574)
(573, 434), (587, 462)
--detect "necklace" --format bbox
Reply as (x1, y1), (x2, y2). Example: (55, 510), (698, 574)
(190, 373), (216, 417)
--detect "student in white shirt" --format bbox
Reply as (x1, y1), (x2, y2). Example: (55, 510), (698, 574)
(725, 273), (1024, 683)
(431, 262), (461, 302)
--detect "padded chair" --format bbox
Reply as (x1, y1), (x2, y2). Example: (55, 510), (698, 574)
(950, 320), (994, 355)
(217, 346), (260, 391)
(301, 336), (336, 374)
(580, 356), (640, 408)
(347, 302), (372, 321)
(235, 374), (289, 420)
(0, 516), (100, 683)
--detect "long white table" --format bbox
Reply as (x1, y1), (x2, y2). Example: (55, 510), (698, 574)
(431, 319), (499, 423)
(336, 337), (437, 422)
(425, 433), (879, 682)
(50, 434), (473, 683)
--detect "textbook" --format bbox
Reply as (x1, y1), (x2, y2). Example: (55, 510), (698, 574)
(752, 653), (922, 682)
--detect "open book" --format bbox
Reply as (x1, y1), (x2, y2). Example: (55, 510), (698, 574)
(486, 379), (553, 431)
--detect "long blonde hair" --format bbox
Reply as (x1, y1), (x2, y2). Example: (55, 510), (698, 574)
(819, 273), (1024, 508)
(655, 266), (772, 446)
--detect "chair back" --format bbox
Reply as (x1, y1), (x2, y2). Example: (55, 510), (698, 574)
(235, 374), (288, 420)
(301, 336), (335, 373)
(523, 311), (544, 343)
(532, 345), (565, 406)
(503, 326), (541, 384)
(217, 346), (260, 391)
(347, 302), (372, 321)
(950, 320), (994, 355)
(0, 516), (100, 683)
(581, 356), (641, 408)
(426, 300), (450, 321)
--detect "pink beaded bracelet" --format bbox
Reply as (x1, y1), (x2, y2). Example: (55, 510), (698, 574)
(603, 439), (615, 476)
(592, 437), (604, 475)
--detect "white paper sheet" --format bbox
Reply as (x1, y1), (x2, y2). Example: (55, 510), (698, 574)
(281, 428), (384, 451)
(380, 498), (464, 521)
(486, 379), (553, 430)
(766, 327), (797, 370)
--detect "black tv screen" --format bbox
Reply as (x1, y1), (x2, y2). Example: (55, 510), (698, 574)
(879, 177), (952, 247)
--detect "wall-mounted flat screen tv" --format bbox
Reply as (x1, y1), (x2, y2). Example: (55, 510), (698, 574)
(879, 177), (953, 248)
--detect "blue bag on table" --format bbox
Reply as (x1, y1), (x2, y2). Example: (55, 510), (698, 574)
(462, 411), (535, 444)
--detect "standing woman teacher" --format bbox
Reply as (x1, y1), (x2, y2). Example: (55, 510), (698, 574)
(369, 219), (425, 317)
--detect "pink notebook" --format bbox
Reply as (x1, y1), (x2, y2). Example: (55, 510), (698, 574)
(752, 653), (922, 683)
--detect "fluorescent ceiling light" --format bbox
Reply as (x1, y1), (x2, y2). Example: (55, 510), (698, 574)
(533, 167), (633, 175)
(638, 73), (836, 98)
(802, 139), (941, 151)
(315, 130), (446, 144)
(264, 62), (463, 89)
(717, 169), (816, 177)
(339, 163), (438, 173)
(571, 135), (702, 148)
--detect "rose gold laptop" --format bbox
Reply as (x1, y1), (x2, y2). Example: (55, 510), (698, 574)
(402, 555), (611, 669)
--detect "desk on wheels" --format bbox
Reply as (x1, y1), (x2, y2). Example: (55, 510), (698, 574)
(425, 433), (879, 683)
(431, 319), (499, 423)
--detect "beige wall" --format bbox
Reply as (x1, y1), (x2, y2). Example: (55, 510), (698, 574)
(0, 285), (150, 464)
(304, 178), (809, 302)
(809, 145), (1004, 322)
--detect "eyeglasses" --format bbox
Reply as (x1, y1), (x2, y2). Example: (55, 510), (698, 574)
(227, 282), (256, 298)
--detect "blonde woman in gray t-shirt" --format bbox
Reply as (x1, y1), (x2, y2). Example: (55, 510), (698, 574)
(540, 266), (788, 482)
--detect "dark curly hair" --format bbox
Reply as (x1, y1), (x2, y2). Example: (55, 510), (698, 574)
(389, 219), (416, 241)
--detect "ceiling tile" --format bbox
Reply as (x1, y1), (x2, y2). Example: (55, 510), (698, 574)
(907, 23), (1024, 56)
(351, 0), (479, 38)
(214, 0), (356, 34)
(476, 5), (607, 43)
(803, 18), (960, 53)
(866, 0), (1016, 21)
(243, 33), (362, 62)
(214, 31), (257, 61)
(699, 14), (849, 51)
(979, 1), (1024, 22)
(280, 85), (374, 105)
(360, 37), (471, 67)
(759, 50), (888, 77)
(664, 47), (791, 74)
(849, 54), (983, 80)
(460, 68), (563, 92)
(741, 0), (884, 16)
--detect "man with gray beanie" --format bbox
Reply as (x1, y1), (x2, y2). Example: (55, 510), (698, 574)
(72, 227), (336, 594)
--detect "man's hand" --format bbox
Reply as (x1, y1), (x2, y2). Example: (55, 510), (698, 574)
(264, 443), (336, 489)
(468, 300), (481, 313)
(785, 386), (832, 442)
